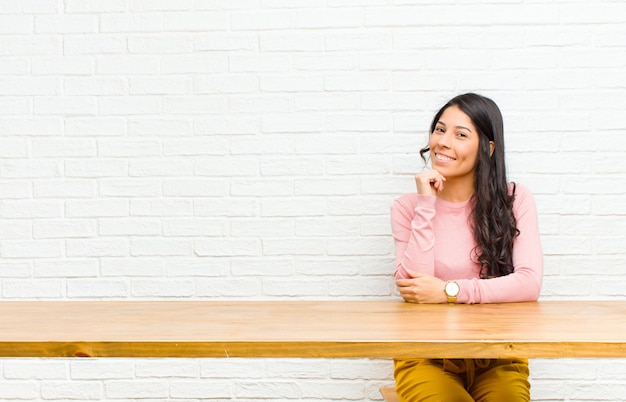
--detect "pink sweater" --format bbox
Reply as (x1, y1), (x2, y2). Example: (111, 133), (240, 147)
(391, 183), (543, 304)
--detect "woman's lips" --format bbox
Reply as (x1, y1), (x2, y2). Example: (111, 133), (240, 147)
(435, 152), (455, 162)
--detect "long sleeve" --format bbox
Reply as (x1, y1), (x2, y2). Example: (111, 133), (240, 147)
(391, 194), (437, 279)
(390, 183), (544, 304)
(456, 185), (543, 304)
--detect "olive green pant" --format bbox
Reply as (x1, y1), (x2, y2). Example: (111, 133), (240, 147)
(394, 358), (530, 402)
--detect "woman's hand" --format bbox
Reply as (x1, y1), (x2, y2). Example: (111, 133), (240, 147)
(396, 271), (447, 304)
(414, 170), (446, 195)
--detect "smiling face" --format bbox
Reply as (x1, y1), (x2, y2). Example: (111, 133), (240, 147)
(429, 105), (481, 183)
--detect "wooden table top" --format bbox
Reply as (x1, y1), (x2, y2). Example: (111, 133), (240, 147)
(0, 300), (625, 359)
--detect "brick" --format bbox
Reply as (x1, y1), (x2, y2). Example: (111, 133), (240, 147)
(295, 258), (360, 276)
(128, 118), (193, 136)
(32, 56), (94, 75)
(170, 380), (233, 399)
(2, 279), (64, 298)
(194, 116), (259, 135)
(3, 361), (68, 380)
(65, 0), (126, 13)
(261, 198), (322, 217)
(98, 97), (161, 115)
(231, 258), (294, 276)
(230, 218), (294, 237)
(0, 0), (57, 14)
(101, 257), (165, 277)
(294, 54), (356, 71)
(66, 117), (127, 136)
(65, 199), (129, 218)
(65, 78), (126, 96)
(129, 34), (194, 54)
(34, 260), (98, 278)
(163, 179), (227, 196)
(0, 220), (31, 240)
(131, 199), (193, 217)
(0, 382), (40, 399)
(163, 138), (228, 156)
(0, 97), (30, 114)
(0, 15), (33, 34)
(231, 10), (294, 30)
(162, 97), (227, 115)
(104, 380), (168, 399)
(294, 178), (359, 196)
(260, 74), (324, 93)
(326, 113), (392, 132)
(99, 179), (162, 197)
(262, 238), (325, 256)
(261, 32), (324, 52)
(0, 181), (31, 199)
(364, 7), (427, 27)
(229, 95), (291, 114)
(0, 78), (58, 95)
(165, 258), (230, 277)
(195, 239), (260, 257)
(131, 279), (195, 297)
(35, 15), (97, 33)
(131, 0), (192, 11)
(301, 381), (364, 399)
(34, 219), (97, 239)
(327, 237), (393, 256)
(1, 240), (64, 258)
(230, 179), (293, 196)
(230, 54), (292, 73)
(96, 55), (160, 75)
(64, 35), (127, 54)
(161, 11), (230, 31)
(162, 54), (228, 74)
(200, 359), (265, 378)
(0, 262), (32, 278)
(131, 238), (193, 256)
(162, 218), (226, 237)
(34, 180), (97, 198)
(66, 238), (129, 257)
(71, 360), (134, 380)
(99, 218), (161, 236)
(295, 8), (362, 29)
(261, 157), (324, 176)
(32, 139), (96, 157)
(195, 277), (262, 297)
(194, 32), (258, 51)
(129, 77), (191, 95)
(194, 198), (257, 217)
(66, 279), (129, 298)
(129, 159), (194, 177)
(230, 135), (294, 154)
(262, 278), (328, 297)
(194, 74), (258, 94)
(325, 73), (391, 91)
(99, 14), (162, 33)
(135, 360), (198, 377)
(0, 35), (59, 56)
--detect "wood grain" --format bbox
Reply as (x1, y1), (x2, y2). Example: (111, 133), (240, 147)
(1, 300), (625, 358)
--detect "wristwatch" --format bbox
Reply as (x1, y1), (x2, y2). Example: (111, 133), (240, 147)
(444, 281), (460, 304)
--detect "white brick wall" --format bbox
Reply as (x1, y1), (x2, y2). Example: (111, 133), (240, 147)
(1, 0), (625, 400)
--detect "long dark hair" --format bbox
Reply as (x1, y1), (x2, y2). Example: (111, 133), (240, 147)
(420, 93), (518, 278)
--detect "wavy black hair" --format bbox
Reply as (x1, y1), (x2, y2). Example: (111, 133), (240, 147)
(419, 93), (519, 278)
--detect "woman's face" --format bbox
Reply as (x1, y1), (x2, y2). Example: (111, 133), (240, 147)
(429, 105), (481, 182)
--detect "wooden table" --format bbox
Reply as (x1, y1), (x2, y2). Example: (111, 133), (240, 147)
(1, 300), (625, 359)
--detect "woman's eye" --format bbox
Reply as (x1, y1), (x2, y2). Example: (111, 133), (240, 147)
(457, 132), (468, 138)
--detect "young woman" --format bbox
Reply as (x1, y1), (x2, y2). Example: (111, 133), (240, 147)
(390, 93), (543, 401)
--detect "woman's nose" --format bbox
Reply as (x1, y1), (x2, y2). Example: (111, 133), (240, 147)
(436, 131), (451, 148)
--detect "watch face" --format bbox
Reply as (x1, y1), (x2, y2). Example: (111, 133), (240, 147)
(445, 282), (460, 297)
